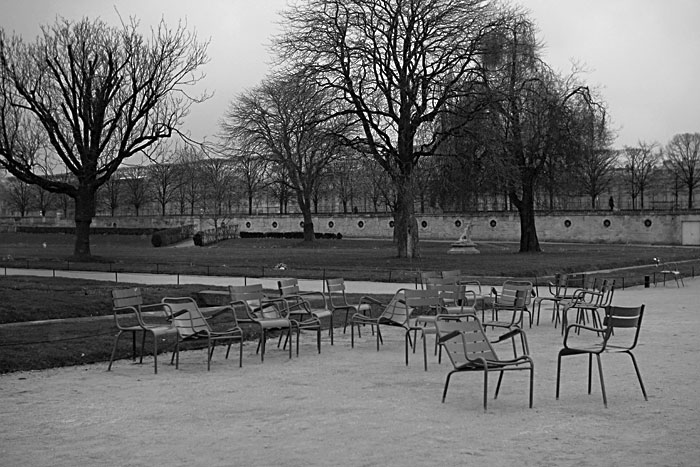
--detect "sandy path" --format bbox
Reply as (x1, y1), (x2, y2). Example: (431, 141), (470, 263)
(1, 280), (699, 466)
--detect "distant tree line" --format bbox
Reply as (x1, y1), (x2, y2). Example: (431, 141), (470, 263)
(3, 1), (700, 259)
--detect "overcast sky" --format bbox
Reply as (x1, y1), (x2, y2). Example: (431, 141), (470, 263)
(1, 0), (698, 149)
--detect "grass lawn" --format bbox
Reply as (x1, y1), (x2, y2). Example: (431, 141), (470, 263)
(3, 231), (700, 280)
(2, 232), (699, 373)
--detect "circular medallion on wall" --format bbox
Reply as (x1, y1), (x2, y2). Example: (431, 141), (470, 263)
(564, 219), (572, 228)
(328, 221), (334, 228)
(358, 220), (365, 229)
(300, 221), (304, 228)
(603, 219), (611, 228)
(489, 219), (497, 228)
(389, 220), (394, 228)
(272, 221), (278, 229)
(421, 220), (428, 228)
(245, 221), (251, 229)
(644, 219), (652, 228)
(455, 219), (462, 228)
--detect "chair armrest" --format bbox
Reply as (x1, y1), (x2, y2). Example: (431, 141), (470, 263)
(359, 296), (384, 305)
(140, 302), (173, 317)
(562, 323), (605, 348)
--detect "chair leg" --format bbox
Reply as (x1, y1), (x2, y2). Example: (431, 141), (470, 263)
(174, 339), (180, 369)
(329, 315), (334, 345)
(627, 351), (648, 401)
(260, 330), (266, 362)
(483, 368), (489, 411)
(343, 310), (350, 334)
(107, 331), (123, 371)
(588, 353), (593, 394)
(495, 370), (504, 399)
(422, 331), (427, 371)
(351, 320), (355, 348)
(238, 338), (243, 368)
(316, 325), (321, 354)
(528, 361), (535, 408)
(207, 340), (212, 371)
(152, 332), (158, 374)
(293, 326), (298, 358)
(596, 354), (607, 408)
(442, 371), (455, 403)
(555, 352), (562, 399)
(404, 330), (410, 366)
(139, 331), (147, 364)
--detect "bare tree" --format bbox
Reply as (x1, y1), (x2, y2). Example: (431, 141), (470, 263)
(222, 143), (270, 215)
(148, 145), (182, 216)
(32, 185), (54, 216)
(222, 72), (351, 241)
(665, 133), (700, 209)
(621, 142), (661, 210)
(0, 17), (208, 258)
(199, 154), (234, 233)
(122, 166), (150, 216)
(276, 0), (507, 257)
(5, 177), (32, 217)
(98, 175), (122, 217)
(174, 146), (204, 216)
(480, 16), (609, 251)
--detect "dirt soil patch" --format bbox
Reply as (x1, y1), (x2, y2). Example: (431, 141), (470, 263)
(1, 280), (699, 466)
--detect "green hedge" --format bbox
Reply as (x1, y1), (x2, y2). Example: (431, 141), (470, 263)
(194, 224), (239, 246)
(239, 231), (342, 240)
(151, 224), (196, 247)
(17, 225), (157, 235)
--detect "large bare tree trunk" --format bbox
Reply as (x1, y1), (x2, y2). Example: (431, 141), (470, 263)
(510, 180), (541, 253)
(394, 174), (420, 258)
(73, 187), (96, 258)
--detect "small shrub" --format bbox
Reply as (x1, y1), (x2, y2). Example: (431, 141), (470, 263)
(151, 224), (195, 247)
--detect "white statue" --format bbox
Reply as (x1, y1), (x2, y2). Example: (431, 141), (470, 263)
(449, 221), (479, 254)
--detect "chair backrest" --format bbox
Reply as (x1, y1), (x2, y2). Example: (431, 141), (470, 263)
(436, 317), (498, 368)
(112, 288), (143, 310)
(599, 279), (615, 307)
(403, 288), (441, 314)
(425, 276), (456, 288)
(441, 270), (461, 280)
(459, 280), (483, 295)
(377, 289), (414, 325)
(229, 284), (281, 319)
(419, 271), (442, 289)
(325, 278), (349, 308)
(497, 281), (532, 308)
(602, 305), (645, 350)
(277, 278), (301, 297)
(431, 283), (468, 308)
(162, 297), (210, 338)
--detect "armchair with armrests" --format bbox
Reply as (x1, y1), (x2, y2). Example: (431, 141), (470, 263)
(277, 278), (328, 350)
(228, 284), (298, 362)
(556, 304), (647, 408)
(108, 287), (176, 374)
(162, 297), (243, 371)
(436, 315), (534, 411)
(324, 278), (379, 334)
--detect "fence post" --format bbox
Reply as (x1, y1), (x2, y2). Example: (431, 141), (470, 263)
(177, 273), (180, 285)
(115, 271), (118, 283)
